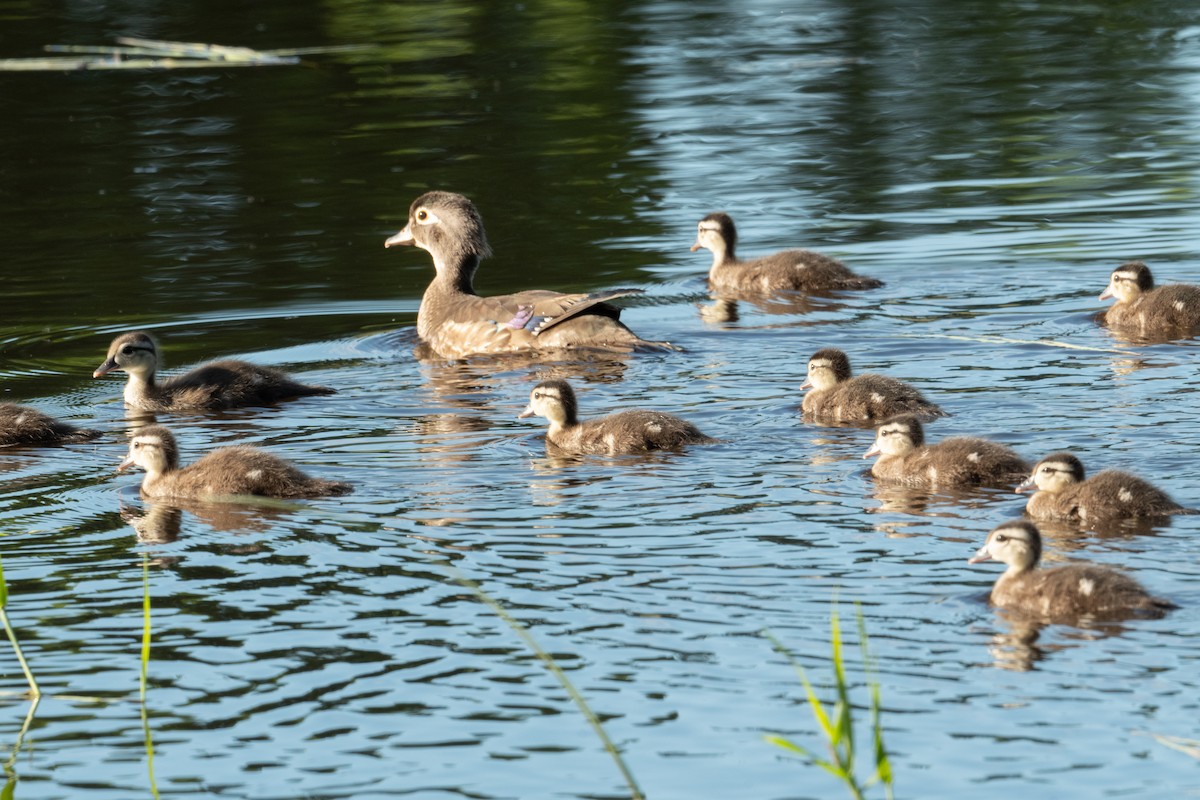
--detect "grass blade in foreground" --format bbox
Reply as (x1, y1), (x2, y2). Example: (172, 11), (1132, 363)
(141, 555), (161, 800)
(0, 555), (39, 698)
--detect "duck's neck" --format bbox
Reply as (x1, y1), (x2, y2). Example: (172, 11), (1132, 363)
(709, 245), (738, 271)
(123, 370), (158, 406)
(429, 254), (479, 296)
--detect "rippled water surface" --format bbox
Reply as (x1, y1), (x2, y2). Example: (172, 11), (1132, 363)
(3, 2), (1200, 798)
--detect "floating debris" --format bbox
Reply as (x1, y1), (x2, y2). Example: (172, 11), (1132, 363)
(0, 36), (357, 71)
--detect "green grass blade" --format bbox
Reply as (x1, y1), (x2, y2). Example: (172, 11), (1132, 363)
(141, 555), (161, 800)
(0, 556), (8, 608)
(0, 556), (39, 698)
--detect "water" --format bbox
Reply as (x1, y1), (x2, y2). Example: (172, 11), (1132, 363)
(2, 1), (1200, 798)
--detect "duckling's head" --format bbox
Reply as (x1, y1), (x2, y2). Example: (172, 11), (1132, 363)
(117, 424), (180, 476)
(691, 212), (737, 261)
(1016, 452), (1085, 494)
(968, 519), (1042, 573)
(801, 348), (852, 391)
(518, 379), (579, 427)
(863, 415), (923, 459)
(1099, 261), (1153, 304)
(94, 332), (159, 380)
(384, 191), (492, 281)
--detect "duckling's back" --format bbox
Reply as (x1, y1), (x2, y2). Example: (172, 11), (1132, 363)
(994, 563), (1175, 621)
(711, 249), (882, 295)
(804, 373), (946, 424)
(158, 360), (335, 411)
(561, 410), (716, 455)
(169, 446), (352, 498)
(874, 436), (1026, 488)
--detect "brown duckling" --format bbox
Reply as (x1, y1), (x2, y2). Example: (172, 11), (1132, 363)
(691, 212), (882, 296)
(801, 348), (946, 424)
(969, 520), (1175, 621)
(1099, 260), (1200, 338)
(94, 332), (335, 412)
(518, 379), (716, 455)
(864, 415), (1027, 488)
(118, 424), (351, 499)
(385, 191), (669, 358)
(1017, 452), (1190, 523)
(1, 403), (101, 446)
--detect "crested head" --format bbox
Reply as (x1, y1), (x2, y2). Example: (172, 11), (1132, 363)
(969, 519), (1042, 573)
(1022, 452), (1085, 494)
(1102, 260), (1154, 303)
(387, 191), (492, 287)
(519, 379), (579, 427)
(692, 212), (738, 260)
(94, 331), (160, 378)
(119, 424), (180, 475)
(805, 347), (853, 390)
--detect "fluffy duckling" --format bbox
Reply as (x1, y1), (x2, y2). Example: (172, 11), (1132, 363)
(518, 379), (716, 455)
(118, 425), (351, 499)
(386, 191), (669, 358)
(94, 332), (335, 412)
(969, 520), (1175, 620)
(864, 415), (1027, 488)
(1, 403), (101, 446)
(691, 212), (882, 296)
(801, 348), (946, 424)
(1099, 260), (1200, 337)
(1017, 452), (1189, 523)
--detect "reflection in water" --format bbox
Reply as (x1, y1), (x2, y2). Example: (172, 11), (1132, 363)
(121, 497), (298, 542)
(985, 610), (1136, 672)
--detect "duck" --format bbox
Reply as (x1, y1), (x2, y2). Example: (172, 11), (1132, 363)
(384, 191), (671, 359)
(1016, 452), (1190, 523)
(863, 415), (1027, 488)
(1, 403), (101, 446)
(94, 332), (335, 412)
(518, 379), (716, 455)
(800, 348), (946, 424)
(691, 212), (882, 296)
(1099, 260), (1200, 338)
(117, 424), (352, 499)
(968, 520), (1175, 620)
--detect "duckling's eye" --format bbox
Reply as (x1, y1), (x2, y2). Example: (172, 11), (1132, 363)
(122, 346), (135, 355)
(995, 534), (1008, 542)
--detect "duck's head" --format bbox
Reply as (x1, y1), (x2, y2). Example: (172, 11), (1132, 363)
(94, 332), (159, 380)
(968, 519), (1042, 572)
(1016, 452), (1084, 494)
(691, 212), (736, 261)
(800, 347), (852, 391)
(518, 379), (578, 427)
(385, 191), (492, 282)
(1099, 260), (1153, 304)
(118, 424), (180, 476)
(864, 415), (923, 459)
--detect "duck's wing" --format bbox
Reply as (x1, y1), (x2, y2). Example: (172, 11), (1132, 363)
(495, 288), (643, 336)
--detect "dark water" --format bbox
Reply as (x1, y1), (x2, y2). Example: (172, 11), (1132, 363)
(3, 1), (1200, 798)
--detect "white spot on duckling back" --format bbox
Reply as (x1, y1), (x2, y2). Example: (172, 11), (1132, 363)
(870, 392), (885, 404)
(1078, 578), (1095, 597)
(246, 469), (263, 481)
(1119, 488), (1133, 503)
(14, 413), (27, 425)
(968, 452), (980, 463)
(928, 466), (938, 484)
(646, 422), (663, 435)
(1175, 301), (1186, 312)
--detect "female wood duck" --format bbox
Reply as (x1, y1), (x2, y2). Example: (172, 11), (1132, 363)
(118, 425), (351, 499)
(801, 348), (946, 424)
(969, 520), (1175, 620)
(1, 403), (101, 446)
(94, 332), (335, 412)
(385, 191), (670, 358)
(518, 379), (716, 455)
(864, 415), (1026, 488)
(1099, 260), (1200, 338)
(691, 212), (882, 296)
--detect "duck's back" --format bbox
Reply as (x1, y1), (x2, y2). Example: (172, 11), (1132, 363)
(0, 403), (101, 446)
(993, 563), (1173, 620)
(711, 250), (882, 295)
(804, 373), (945, 423)
(1105, 284), (1200, 333)
(153, 445), (352, 498)
(554, 410), (714, 455)
(157, 360), (335, 411)
(874, 436), (1026, 488)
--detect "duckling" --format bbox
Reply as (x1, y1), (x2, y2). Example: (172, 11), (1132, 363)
(691, 212), (882, 296)
(968, 520), (1175, 620)
(518, 379), (716, 455)
(864, 415), (1027, 488)
(1017, 452), (1190, 523)
(94, 332), (335, 412)
(801, 348), (946, 424)
(385, 191), (670, 358)
(117, 424), (351, 499)
(1, 403), (101, 446)
(1099, 260), (1200, 337)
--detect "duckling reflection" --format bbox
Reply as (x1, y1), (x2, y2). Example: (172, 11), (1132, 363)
(1, 403), (101, 447)
(690, 212), (882, 297)
(1099, 260), (1200, 342)
(969, 520), (1175, 623)
(518, 379), (717, 455)
(864, 416), (1027, 489)
(94, 331), (335, 412)
(1017, 452), (1191, 526)
(801, 348), (946, 426)
(121, 498), (293, 542)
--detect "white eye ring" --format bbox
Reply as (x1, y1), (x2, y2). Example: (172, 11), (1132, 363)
(415, 208), (441, 225)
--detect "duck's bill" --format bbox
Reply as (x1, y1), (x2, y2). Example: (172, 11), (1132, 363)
(1098, 286), (1114, 301)
(517, 405), (535, 419)
(116, 455), (135, 472)
(689, 241), (702, 252)
(863, 442), (881, 459)
(1014, 475), (1036, 493)
(967, 545), (992, 564)
(384, 226), (414, 248)
(93, 358), (119, 378)
(799, 379), (813, 390)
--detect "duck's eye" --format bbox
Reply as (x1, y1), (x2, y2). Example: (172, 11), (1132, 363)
(995, 534), (1008, 542)
(122, 346), (135, 356)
